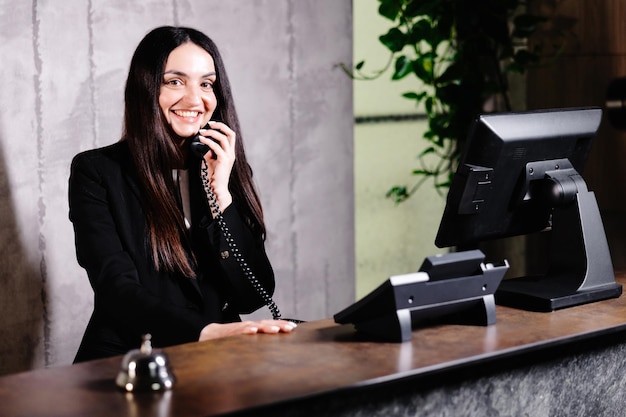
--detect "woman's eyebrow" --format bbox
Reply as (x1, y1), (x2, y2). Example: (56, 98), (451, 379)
(163, 70), (186, 77)
(163, 70), (216, 78)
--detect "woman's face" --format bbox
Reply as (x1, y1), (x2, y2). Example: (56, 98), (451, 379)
(159, 42), (217, 139)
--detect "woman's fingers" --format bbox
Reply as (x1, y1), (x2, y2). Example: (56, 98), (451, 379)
(199, 320), (298, 341)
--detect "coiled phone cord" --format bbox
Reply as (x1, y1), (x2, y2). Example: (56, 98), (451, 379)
(200, 160), (283, 320)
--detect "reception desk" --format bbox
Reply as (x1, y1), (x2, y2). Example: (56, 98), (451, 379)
(2, 273), (626, 416)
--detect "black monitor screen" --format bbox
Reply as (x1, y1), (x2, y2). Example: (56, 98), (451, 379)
(435, 107), (601, 248)
(434, 107), (621, 311)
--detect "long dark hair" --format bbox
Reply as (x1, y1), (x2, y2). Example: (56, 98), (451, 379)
(122, 26), (266, 277)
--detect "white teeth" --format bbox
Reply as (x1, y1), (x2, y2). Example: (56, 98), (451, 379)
(174, 110), (199, 118)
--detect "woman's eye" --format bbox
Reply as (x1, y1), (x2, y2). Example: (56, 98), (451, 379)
(201, 81), (214, 90)
(164, 79), (183, 87)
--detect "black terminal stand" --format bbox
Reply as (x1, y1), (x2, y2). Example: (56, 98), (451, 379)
(495, 165), (622, 311)
(334, 250), (509, 342)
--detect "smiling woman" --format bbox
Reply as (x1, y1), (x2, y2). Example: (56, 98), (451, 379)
(0, 1), (354, 376)
(159, 43), (217, 140)
(68, 26), (296, 363)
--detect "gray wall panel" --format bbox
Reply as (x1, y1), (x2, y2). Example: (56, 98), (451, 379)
(0, 0), (353, 375)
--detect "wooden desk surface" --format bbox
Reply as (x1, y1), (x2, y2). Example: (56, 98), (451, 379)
(2, 273), (626, 417)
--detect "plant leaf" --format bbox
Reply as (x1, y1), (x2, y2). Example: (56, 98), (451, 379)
(412, 54), (435, 83)
(386, 186), (410, 203)
(437, 62), (462, 84)
(378, 0), (401, 21)
(412, 169), (435, 176)
(404, 0), (440, 18)
(379, 27), (406, 52)
(392, 55), (413, 80)
(402, 91), (427, 104)
(407, 18), (434, 45)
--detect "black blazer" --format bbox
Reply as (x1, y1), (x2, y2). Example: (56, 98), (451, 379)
(69, 141), (275, 362)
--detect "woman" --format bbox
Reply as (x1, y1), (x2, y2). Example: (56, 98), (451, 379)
(69, 26), (295, 363)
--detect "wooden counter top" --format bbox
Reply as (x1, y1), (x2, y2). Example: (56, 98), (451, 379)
(2, 272), (626, 417)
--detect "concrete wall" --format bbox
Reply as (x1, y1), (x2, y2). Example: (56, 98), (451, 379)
(0, 0), (353, 375)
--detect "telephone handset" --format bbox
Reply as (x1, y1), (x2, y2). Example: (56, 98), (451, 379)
(190, 127), (302, 323)
(190, 123), (217, 159)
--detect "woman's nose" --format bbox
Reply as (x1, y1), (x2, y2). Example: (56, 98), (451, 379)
(182, 85), (203, 105)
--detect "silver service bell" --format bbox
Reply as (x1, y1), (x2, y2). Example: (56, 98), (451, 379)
(116, 334), (176, 392)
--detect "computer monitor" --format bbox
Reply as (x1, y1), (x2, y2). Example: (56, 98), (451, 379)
(435, 107), (622, 311)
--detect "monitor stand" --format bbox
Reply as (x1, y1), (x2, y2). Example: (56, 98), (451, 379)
(495, 189), (622, 311)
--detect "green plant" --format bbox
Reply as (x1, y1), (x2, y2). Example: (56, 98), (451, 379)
(344, 0), (553, 203)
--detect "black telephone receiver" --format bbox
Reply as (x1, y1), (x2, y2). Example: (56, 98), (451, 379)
(194, 130), (304, 324)
(190, 123), (217, 159)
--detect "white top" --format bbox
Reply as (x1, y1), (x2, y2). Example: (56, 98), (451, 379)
(173, 169), (192, 229)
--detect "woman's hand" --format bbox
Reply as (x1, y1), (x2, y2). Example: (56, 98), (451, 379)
(198, 320), (298, 341)
(196, 121), (236, 213)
